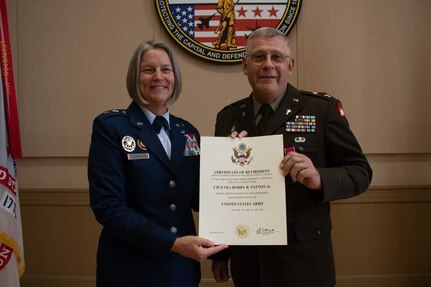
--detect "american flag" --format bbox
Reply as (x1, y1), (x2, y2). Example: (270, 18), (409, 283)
(170, 1), (287, 49)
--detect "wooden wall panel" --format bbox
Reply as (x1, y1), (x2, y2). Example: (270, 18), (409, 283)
(19, 186), (431, 287)
(20, 202), (100, 287)
(297, 0), (431, 153)
(13, 0), (431, 156)
(16, 0), (294, 157)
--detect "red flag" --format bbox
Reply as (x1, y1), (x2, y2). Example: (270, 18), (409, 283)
(0, 0), (21, 158)
(0, 0), (25, 286)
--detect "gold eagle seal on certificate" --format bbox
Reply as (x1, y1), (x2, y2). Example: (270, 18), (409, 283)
(231, 143), (253, 166)
(236, 224), (249, 238)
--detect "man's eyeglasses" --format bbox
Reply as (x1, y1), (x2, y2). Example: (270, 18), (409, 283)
(246, 52), (291, 64)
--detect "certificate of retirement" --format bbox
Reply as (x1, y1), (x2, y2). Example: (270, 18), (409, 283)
(199, 135), (287, 245)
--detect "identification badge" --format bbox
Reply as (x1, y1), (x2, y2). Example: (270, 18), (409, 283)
(127, 153), (150, 160)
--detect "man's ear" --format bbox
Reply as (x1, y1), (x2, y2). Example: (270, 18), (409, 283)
(288, 58), (295, 74)
(242, 57), (248, 75)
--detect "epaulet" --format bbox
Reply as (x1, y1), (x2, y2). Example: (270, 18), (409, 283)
(301, 90), (335, 102)
(101, 109), (128, 119)
(219, 98), (248, 113)
(173, 115), (191, 126)
(171, 115), (198, 132)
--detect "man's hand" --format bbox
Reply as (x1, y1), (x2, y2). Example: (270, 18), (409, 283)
(229, 130), (248, 138)
(171, 236), (228, 262)
(279, 151), (322, 190)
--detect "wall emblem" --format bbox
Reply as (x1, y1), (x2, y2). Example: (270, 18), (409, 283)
(155, 0), (302, 64)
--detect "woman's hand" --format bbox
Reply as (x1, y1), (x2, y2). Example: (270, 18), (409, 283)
(171, 236), (228, 262)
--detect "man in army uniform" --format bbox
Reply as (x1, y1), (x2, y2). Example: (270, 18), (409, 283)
(213, 0), (237, 49)
(211, 27), (372, 287)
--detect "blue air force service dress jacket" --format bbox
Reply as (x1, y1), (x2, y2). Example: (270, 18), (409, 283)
(88, 102), (201, 287)
(213, 84), (372, 287)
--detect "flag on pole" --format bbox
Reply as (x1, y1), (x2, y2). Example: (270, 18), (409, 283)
(0, 0), (21, 159)
(0, 0), (25, 286)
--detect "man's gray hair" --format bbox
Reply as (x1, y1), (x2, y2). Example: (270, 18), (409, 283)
(246, 27), (290, 55)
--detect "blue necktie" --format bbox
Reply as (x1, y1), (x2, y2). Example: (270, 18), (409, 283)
(152, 116), (169, 134)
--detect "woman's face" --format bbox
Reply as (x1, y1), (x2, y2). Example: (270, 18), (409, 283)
(139, 48), (175, 114)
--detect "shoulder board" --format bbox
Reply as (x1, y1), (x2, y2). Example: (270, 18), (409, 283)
(219, 97), (249, 113)
(173, 116), (190, 126)
(301, 90), (336, 102)
(171, 115), (195, 129)
(101, 109), (128, 119)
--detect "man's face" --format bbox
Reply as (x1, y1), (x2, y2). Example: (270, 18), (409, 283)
(242, 36), (294, 104)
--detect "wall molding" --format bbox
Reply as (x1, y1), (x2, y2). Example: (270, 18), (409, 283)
(21, 275), (95, 287)
(19, 185), (431, 206)
(21, 273), (431, 287)
(336, 273), (431, 287)
(20, 188), (89, 206)
(334, 184), (431, 204)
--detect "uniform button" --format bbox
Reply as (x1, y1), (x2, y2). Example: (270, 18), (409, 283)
(170, 227), (177, 234)
(317, 229), (321, 236)
(298, 146), (304, 152)
(170, 204), (176, 211)
(169, 180), (176, 188)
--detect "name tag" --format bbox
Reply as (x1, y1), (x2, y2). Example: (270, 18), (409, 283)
(127, 153), (150, 160)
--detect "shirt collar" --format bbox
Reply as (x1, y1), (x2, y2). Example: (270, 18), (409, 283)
(252, 92), (284, 117)
(140, 106), (170, 126)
